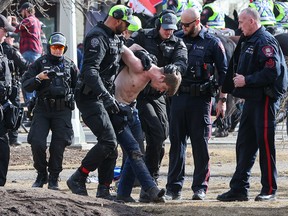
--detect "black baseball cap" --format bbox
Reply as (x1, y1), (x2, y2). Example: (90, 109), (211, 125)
(161, 13), (178, 30)
(0, 14), (16, 32)
(18, 2), (34, 12)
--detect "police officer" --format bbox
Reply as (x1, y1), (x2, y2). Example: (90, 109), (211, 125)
(2, 32), (29, 146)
(201, 0), (225, 29)
(126, 10), (187, 199)
(166, 0), (202, 23)
(122, 15), (142, 40)
(166, 8), (227, 200)
(66, 5), (144, 199)
(218, 7), (287, 202)
(273, 0), (288, 28)
(21, 32), (78, 190)
(0, 14), (16, 186)
(249, 0), (276, 27)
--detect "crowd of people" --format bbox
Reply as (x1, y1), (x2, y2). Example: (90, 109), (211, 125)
(0, 0), (287, 204)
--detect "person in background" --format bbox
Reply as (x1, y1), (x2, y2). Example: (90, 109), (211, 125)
(21, 32), (79, 190)
(273, 0), (288, 28)
(10, 2), (43, 124)
(3, 32), (29, 146)
(200, 0), (225, 29)
(122, 15), (142, 40)
(249, 0), (276, 26)
(217, 7), (287, 202)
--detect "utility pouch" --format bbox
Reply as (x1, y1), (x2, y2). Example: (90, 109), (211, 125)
(65, 94), (75, 110)
(2, 100), (24, 130)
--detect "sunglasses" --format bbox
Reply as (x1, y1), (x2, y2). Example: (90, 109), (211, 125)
(180, 19), (198, 27)
(50, 44), (65, 51)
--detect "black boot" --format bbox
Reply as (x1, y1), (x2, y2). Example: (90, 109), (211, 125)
(139, 186), (166, 203)
(96, 184), (116, 200)
(66, 170), (88, 196)
(48, 174), (59, 190)
(32, 171), (48, 188)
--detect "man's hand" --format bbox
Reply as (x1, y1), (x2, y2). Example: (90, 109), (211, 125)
(233, 73), (245, 87)
(134, 50), (153, 71)
(164, 64), (178, 74)
(100, 92), (120, 114)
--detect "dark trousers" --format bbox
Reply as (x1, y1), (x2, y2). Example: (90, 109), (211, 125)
(76, 98), (118, 185)
(8, 85), (21, 143)
(166, 94), (211, 193)
(230, 97), (278, 195)
(28, 105), (73, 175)
(137, 95), (168, 180)
(0, 123), (9, 186)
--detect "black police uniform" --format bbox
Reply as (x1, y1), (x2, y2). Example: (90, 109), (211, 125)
(166, 26), (227, 196)
(220, 27), (287, 199)
(21, 52), (78, 189)
(0, 43), (12, 186)
(67, 22), (123, 197)
(2, 41), (29, 145)
(126, 27), (187, 181)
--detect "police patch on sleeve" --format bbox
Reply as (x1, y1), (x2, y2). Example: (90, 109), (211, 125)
(265, 58), (275, 68)
(90, 38), (100, 48)
(262, 46), (274, 57)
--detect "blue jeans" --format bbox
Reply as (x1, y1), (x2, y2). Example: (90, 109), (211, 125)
(22, 51), (41, 105)
(116, 107), (156, 197)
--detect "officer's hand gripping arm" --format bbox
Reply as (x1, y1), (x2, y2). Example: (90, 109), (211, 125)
(134, 50), (153, 71)
(164, 64), (178, 74)
(100, 91), (120, 114)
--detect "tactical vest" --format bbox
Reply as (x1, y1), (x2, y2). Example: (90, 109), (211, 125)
(203, 2), (225, 29)
(187, 0), (202, 13)
(84, 25), (123, 93)
(249, 1), (276, 26)
(38, 58), (72, 99)
(275, 2), (288, 28)
(0, 44), (12, 102)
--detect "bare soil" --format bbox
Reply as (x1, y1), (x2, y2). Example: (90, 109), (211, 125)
(2, 135), (288, 216)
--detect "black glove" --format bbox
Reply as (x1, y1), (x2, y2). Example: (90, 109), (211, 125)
(100, 92), (120, 114)
(134, 50), (153, 71)
(164, 64), (178, 74)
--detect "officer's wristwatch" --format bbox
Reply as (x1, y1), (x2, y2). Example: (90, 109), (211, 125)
(219, 97), (227, 103)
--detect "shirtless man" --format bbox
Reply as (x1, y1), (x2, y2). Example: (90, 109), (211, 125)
(112, 44), (181, 203)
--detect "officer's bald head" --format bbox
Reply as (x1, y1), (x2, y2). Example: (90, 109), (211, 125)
(182, 8), (200, 21)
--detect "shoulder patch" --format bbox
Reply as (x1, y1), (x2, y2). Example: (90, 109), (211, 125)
(91, 38), (100, 48)
(265, 58), (275, 68)
(262, 46), (274, 57)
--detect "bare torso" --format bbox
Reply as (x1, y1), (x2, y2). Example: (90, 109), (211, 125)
(115, 64), (162, 104)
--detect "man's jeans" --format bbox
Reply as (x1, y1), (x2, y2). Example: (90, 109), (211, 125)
(117, 108), (156, 197)
(22, 51), (41, 106)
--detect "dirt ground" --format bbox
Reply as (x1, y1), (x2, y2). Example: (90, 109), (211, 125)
(2, 135), (288, 216)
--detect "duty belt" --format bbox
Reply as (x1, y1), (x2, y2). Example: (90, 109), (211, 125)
(178, 83), (210, 96)
(37, 97), (66, 111)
